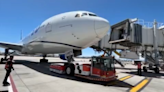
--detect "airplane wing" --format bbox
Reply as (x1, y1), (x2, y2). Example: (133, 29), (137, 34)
(0, 42), (23, 51)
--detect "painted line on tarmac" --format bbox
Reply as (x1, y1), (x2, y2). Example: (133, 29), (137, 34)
(119, 75), (133, 81)
(128, 77), (152, 92)
(106, 75), (133, 86)
(7, 75), (18, 92)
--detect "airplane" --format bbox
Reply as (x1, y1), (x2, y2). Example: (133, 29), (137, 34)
(0, 11), (110, 63)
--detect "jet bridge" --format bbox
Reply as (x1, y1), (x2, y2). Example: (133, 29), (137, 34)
(91, 33), (139, 59)
(91, 33), (139, 67)
(92, 34), (129, 50)
(91, 18), (164, 73)
(108, 18), (164, 73)
(109, 18), (164, 50)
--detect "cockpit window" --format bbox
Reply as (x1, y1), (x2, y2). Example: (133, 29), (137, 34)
(82, 13), (87, 16)
(89, 13), (97, 16)
(75, 14), (80, 17)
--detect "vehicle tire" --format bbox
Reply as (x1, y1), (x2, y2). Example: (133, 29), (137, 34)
(143, 66), (147, 72)
(1, 58), (3, 63)
(65, 65), (74, 76)
(154, 67), (159, 74)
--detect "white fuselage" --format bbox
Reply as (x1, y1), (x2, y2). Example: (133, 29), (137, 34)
(21, 11), (110, 54)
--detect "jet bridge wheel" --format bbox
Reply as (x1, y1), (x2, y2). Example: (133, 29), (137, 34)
(143, 66), (148, 72)
(65, 64), (75, 76)
(154, 67), (159, 74)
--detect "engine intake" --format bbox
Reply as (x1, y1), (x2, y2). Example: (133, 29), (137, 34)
(59, 54), (67, 60)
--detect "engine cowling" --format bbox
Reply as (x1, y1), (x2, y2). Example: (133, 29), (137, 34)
(59, 54), (67, 60)
(59, 50), (82, 60)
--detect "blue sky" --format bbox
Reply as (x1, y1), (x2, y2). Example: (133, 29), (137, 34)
(0, 0), (164, 57)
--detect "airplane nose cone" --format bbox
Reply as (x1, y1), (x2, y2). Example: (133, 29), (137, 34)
(94, 18), (110, 38)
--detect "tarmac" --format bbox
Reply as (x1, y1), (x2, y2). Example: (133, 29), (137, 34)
(0, 55), (164, 92)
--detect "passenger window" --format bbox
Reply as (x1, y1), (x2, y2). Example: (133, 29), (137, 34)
(35, 29), (38, 33)
(82, 13), (87, 16)
(75, 14), (80, 17)
(89, 13), (97, 16)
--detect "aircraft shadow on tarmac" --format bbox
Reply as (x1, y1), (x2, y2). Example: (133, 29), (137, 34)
(115, 67), (137, 70)
(122, 71), (164, 78)
(13, 60), (133, 88)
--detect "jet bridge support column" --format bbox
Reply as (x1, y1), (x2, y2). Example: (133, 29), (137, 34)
(153, 20), (159, 65)
(144, 46), (147, 64)
(153, 20), (160, 73)
(143, 46), (148, 72)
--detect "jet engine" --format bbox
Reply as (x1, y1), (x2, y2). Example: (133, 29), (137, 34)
(59, 54), (67, 60)
(59, 50), (82, 60)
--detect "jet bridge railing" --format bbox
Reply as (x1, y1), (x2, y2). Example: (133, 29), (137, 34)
(158, 51), (164, 63)
(146, 54), (156, 64)
(136, 19), (164, 28)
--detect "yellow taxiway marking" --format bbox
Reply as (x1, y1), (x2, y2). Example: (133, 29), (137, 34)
(106, 75), (133, 86)
(129, 78), (150, 92)
(119, 75), (132, 81)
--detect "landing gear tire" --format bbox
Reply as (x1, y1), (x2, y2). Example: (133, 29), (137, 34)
(40, 59), (48, 63)
(0, 58), (3, 63)
(65, 65), (74, 76)
(143, 66), (147, 72)
(154, 67), (159, 74)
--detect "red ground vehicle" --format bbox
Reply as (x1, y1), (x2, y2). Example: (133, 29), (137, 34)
(49, 56), (117, 82)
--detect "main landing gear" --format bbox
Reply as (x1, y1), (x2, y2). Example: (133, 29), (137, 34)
(1, 49), (9, 63)
(40, 54), (48, 63)
(64, 55), (75, 76)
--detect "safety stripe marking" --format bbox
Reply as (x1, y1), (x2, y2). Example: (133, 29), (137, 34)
(129, 78), (151, 92)
(119, 75), (132, 81)
(7, 75), (18, 92)
(106, 75), (133, 86)
(7, 77), (12, 92)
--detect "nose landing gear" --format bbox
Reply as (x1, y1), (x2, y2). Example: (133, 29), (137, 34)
(40, 54), (48, 63)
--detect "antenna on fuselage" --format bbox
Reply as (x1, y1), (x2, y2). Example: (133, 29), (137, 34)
(20, 30), (23, 40)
